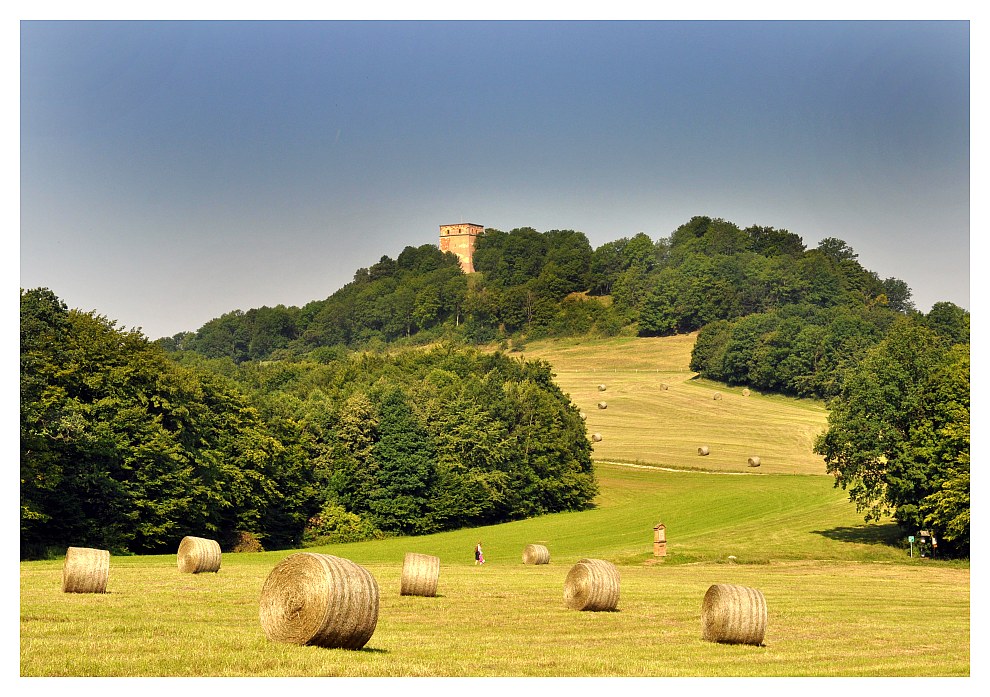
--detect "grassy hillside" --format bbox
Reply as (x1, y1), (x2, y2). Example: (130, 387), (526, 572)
(19, 335), (969, 677)
(518, 334), (829, 474)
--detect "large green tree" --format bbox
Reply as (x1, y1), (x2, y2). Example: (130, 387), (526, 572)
(814, 318), (969, 555)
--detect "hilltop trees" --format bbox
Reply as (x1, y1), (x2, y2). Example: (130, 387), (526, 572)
(814, 318), (970, 555)
(170, 216), (921, 371)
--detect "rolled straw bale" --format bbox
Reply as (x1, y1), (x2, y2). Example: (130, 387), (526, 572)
(563, 558), (620, 611)
(598, 384), (607, 392)
(62, 547), (110, 594)
(597, 401), (607, 410)
(701, 583), (768, 645)
(177, 536), (222, 574)
(742, 388), (751, 396)
(579, 412), (587, 421)
(659, 383), (669, 391)
(748, 456), (762, 467)
(698, 446), (710, 456)
(400, 552), (440, 597)
(259, 553), (379, 649)
(522, 544), (550, 565)
(591, 433), (603, 442)
(713, 392), (722, 401)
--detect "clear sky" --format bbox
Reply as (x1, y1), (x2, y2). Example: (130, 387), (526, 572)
(19, 16), (971, 340)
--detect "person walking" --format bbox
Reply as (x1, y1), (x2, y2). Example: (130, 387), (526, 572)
(475, 541), (483, 565)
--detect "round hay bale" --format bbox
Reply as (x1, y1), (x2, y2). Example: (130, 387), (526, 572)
(742, 388), (751, 396)
(598, 384), (607, 392)
(177, 536), (222, 574)
(713, 392), (722, 401)
(400, 552), (440, 597)
(748, 456), (762, 467)
(522, 544), (550, 565)
(62, 547), (110, 594)
(701, 583), (768, 646)
(659, 383), (669, 391)
(698, 445), (710, 456)
(563, 558), (619, 611)
(597, 401), (607, 410)
(579, 411), (587, 421)
(591, 433), (603, 442)
(259, 553), (379, 649)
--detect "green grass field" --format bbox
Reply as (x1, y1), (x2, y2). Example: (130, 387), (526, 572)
(19, 336), (970, 677)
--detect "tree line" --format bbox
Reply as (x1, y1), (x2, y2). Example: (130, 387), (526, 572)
(163, 217), (929, 392)
(21, 288), (596, 558)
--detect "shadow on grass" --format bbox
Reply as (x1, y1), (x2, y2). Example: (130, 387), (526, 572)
(812, 522), (903, 546)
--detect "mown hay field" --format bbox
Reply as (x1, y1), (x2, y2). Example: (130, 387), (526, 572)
(20, 335), (970, 677)
(20, 462), (970, 677)
(519, 334), (828, 474)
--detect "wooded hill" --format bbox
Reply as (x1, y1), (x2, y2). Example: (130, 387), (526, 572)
(160, 215), (969, 401)
(21, 215), (970, 559)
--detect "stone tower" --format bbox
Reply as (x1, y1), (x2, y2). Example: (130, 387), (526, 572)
(439, 223), (483, 274)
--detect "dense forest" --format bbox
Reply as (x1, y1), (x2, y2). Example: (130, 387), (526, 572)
(21, 288), (595, 558)
(21, 215), (970, 558)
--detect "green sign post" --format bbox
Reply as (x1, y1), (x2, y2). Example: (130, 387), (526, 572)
(908, 535), (915, 557)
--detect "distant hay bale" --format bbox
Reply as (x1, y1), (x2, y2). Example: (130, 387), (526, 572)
(659, 383), (669, 391)
(400, 552), (440, 597)
(597, 401), (607, 410)
(259, 553), (379, 649)
(563, 558), (620, 611)
(698, 446), (710, 456)
(591, 433), (603, 442)
(579, 412), (587, 421)
(701, 583), (768, 646)
(522, 544), (550, 565)
(748, 456), (762, 467)
(598, 384), (607, 392)
(62, 547), (110, 594)
(742, 388), (751, 396)
(177, 536), (222, 574)
(713, 392), (722, 400)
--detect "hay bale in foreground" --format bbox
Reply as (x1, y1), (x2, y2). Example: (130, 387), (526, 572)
(748, 456), (762, 467)
(259, 553), (379, 649)
(591, 433), (603, 442)
(62, 547), (110, 594)
(597, 401), (607, 410)
(698, 446), (710, 456)
(713, 392), (722, 400)
(400, 552), (440, 597)
(563, 558), (619, 611)
(701, 583), (767, 646)
(522, 544), (550, 565)
(177, 536), (222, 573)
(598, 384), (607, 392)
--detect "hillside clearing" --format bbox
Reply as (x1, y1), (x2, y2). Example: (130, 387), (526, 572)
(518, 334), (829, 474)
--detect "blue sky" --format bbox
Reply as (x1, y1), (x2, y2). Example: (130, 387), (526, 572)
(19, 18), (971, 339)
